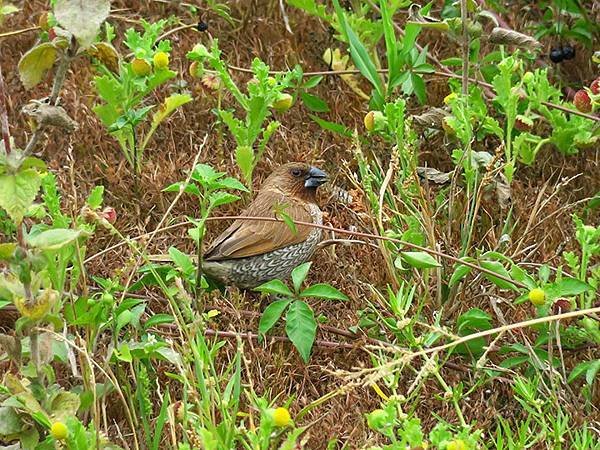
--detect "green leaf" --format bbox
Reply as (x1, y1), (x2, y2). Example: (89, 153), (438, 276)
(300, 283), (348, 301)
(0, 242), (16, 260)
(86, 185), (104, 209)
(0, 169), (42, 223)
(209, 191), (240, 208)
(301, 75), (323, 88)
(27, 229), (83, 251)
(150, 93), (192, 128)
(17, 43), (58, 89)
(258, 299), (291, 335)
(254, 279), (294, 297)
(285, 300), (317, 363)
(0, 406), (22, 435)
(213, 176), (249, 192)
(545, 278), (591, 299)
(309, 114), (353, 137)
(400, 251), (441, 269)
(168, 247), (195, 276)
(54, 0), (111, 49)
(449, 260), (473, 287)
(568, 360), (600, 385)
(235, 145), (254, 184)
(480, 260), (518, 291)
(144, 314), (175, 330)
(50, 391), (80, 422)
(291, 262), (312, 292)
(300, 92), (329, 112)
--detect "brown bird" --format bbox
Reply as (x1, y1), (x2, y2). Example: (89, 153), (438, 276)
(202, 162), (328, 289)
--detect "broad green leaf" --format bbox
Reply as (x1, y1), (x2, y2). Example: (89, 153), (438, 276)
(258, 299), (291, 335)
(54, 0), (110, 49)
(300, 283), (348, 301)
(545, 278), (591, 299)
(0, 169), (42, 223)
(0, 406), (22, 435)
(168, 247), (194, 276)
(285, 300), (316, 363)
(309, 114), (353, 137)
(27, 229), (82, 251)
(400, 251), (441, 269)
(291, 262), (311, 292)
(568, 360), (600, 384)
(209, 191), (240, 208)
(449, 260), (473, 287)
(17, 43), (57, 89)
(300, 92), (329, 112)
(150, 93), (192, 128)
(214, 176), (249, 192)
(50, 391), (80, 422)
(116, 310), (133, 334)
(480, 260), (517, 291)
(254, 279), (293, 297)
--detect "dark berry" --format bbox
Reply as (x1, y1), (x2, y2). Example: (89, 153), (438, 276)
(197, 21), (208, 32)
(549, 47), (564, 63)
(562, 45), (575, 60)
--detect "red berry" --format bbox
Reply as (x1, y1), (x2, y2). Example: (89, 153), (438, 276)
(573, 90), (592, 113)
(591, 78), (600, 95)
(48, 28), (57, 40)
(100, 206), (116, 224)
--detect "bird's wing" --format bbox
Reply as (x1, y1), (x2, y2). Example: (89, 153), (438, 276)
(204, 190), (315, 260)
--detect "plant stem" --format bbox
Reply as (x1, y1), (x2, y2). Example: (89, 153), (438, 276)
(23, 37), (77, 157)
(0, 63), (11, 155)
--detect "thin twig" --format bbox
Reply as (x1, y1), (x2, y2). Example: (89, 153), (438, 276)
(0, 26), (40, 39)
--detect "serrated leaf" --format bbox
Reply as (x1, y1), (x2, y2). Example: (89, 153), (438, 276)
(300, 283), (348, 301)
(17, 43), (57, 89)
(254, 279), (294, 297)
(258, 299), (291, 335)
(27, 228), (83, 250)
(285, 300), (316, 363)
(86, 185), (104, 209)
(400, 251), (441, 269)
(291, 262), (311, 292)
(54, 0), (110, 49)
(0, 168), (42, 223)
(213, 176), (249, 192)
(235, 145), (254, 184)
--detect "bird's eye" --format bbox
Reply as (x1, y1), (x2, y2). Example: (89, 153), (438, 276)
(291, 168), (302, 177)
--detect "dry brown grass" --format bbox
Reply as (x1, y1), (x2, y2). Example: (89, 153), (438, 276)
(1, 0), (599, 448)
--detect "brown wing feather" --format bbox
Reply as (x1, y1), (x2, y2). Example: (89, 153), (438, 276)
(204, 189), (314, 260)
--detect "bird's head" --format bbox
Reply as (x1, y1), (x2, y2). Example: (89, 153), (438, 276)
(262, 162), (328, 201)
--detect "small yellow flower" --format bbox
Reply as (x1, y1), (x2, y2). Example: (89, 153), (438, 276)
(446, 439), (467, 450)
(273, 407), (292, 427)
(272, 93), (294, 112)
(50, 422), (68, 440)
(153, 51), (169, 69)
(443, 92), (458, 105)
(528, 288), (545, 306)
(131, 58), (152, 76)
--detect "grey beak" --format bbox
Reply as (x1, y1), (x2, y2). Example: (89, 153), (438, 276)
(304, 166), (328, 188)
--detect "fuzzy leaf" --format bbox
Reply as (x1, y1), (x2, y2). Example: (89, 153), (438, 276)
(18, 43), (57, 89)
(27, 229), (83, 251)
(0, 169), (42, 223)
(54, 0), (110, 49)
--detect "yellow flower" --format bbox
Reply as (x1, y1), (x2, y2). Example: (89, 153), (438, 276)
(443, 92), (458, 105)
(273, 407), (291, 427)
(446, 439), (467, 450)
(528, 288), (545, 306)
(50, 422), (68, 440)
(131, 58), (152, 76)
(153, 51), (169, 69)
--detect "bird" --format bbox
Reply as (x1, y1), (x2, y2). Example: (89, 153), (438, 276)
(201, 162), (328, 289)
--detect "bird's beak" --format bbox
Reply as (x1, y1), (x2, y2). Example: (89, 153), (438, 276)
(304, 166), (328, 188)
